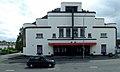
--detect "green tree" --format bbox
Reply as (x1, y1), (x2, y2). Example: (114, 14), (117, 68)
(15, 32), (23, 52)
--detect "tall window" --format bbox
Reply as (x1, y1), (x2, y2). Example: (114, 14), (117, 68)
(36, 33), (43, 39)
(101, 33), (107, 38)
(66, 28), (71, 38)
(74, 28), (78, 37)
(80, 28), (85, 37)
(59, 28), (64, 38)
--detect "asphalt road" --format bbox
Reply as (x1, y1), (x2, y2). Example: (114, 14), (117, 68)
(0, 54), (120, 72)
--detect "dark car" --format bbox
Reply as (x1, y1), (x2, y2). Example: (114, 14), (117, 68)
(26, 56), (55, 68)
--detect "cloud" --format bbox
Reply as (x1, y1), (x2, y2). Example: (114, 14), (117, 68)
(0, 0), (33, 41)
(99, 0), (120, 33)
(83, 0), (120, 33)
(0, 0), (120, 41)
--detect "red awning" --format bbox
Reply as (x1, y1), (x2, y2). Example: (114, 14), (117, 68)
(48, 42), (96, 46)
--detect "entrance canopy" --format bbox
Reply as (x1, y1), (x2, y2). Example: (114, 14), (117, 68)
(48, 42), (96, 46)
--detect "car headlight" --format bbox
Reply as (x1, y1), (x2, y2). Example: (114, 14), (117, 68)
(51, 60), (54, 62)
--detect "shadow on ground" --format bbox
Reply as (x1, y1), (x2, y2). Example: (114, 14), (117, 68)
(7, 55), (120, 64)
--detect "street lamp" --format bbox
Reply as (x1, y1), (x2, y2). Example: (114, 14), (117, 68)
(82, 13), (86, 59)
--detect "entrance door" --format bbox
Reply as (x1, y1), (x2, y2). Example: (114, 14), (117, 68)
(53, 45), (90, 56)
(101, 44), (106, 55)
(37, 45), (43, 55)
(84, 45), (90, 55)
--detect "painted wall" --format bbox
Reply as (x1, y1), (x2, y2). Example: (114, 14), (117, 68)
(23, 2), (116, 56)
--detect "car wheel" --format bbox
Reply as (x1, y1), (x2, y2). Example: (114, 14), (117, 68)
(48, 64), (52, 68)
(29, 64), (33, 68)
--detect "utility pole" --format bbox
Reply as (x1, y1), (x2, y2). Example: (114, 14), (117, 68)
(82, 13), (86, 59)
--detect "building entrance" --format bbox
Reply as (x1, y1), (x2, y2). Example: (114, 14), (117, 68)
(54, 45), (90, 56)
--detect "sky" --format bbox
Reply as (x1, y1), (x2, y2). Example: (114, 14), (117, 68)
(0, 0), (120, 41)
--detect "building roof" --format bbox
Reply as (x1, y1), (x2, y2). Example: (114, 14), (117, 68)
(48, 8), (96, 13)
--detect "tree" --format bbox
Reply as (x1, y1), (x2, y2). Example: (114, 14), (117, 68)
(15, 32), (23, 52)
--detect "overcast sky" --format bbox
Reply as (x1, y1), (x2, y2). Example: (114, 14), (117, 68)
(0, 0), (120, 41)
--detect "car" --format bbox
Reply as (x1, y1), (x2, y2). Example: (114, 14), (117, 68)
(26, 55), (55, 68)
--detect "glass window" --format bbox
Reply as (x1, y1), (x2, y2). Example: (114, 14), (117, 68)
(59, 28), (64, 38)
(36, 33), (43, 39)
(52, 33), (56, 38)
(101, 33), (107, 38)
(88, 33), (92, 38)
(74, 28), (78, 38)
(66, 28), (71, 38)
(80, 28), (85, 37)
(66, 6), (77, 12)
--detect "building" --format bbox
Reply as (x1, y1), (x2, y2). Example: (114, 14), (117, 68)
(22, 2), (117, 56)
(0, 41), (15, 49)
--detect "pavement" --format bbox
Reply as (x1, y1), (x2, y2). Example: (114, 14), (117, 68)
(1, 53), (120, 64)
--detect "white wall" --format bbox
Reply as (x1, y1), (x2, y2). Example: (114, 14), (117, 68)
(92, 28), (116, 55)
(23, 2), (116, 56)
(36, 18), (48, 26)
(61, 2), (82, 11)
(25, 28), (53, 56)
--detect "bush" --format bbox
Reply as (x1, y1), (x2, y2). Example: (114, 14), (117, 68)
(0, 48), (18, 55)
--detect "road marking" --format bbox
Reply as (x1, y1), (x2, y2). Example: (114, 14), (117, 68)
(47, 68), (55, 70)
(89, 66), (98, 69)
(6, 69), (15, 72)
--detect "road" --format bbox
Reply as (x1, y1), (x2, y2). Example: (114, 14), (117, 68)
(0, 55), (120, 72)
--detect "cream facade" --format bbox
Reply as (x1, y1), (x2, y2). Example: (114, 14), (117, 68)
(22, 2), (117, 56)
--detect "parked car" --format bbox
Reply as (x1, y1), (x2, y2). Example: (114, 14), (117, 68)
(26, 55), (55, 68)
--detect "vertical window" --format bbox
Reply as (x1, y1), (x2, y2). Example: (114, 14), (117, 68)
(74, 28), (78, 37)
(37, 45), (42, 55)
(66, 28), (71, 38)
(36, 33), (43, 39)
(52, 33), (56, 38)
(100, 33), (107, 38)
(80, 28), (85, 37)
(101, 44), (106, 55)
(59, 28), (64, 38)
(88, 33), (92, 38)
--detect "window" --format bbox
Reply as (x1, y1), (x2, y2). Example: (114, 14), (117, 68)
(80, 28), (85, 37)
(74, 28), (78, 38)
(100, 33), (107, 38)
(66, 6), (77, 12)
(59, 28), (64, 38)
(37, 45), (42, 55)
(36, 33), (43, 39)
(88, 33), (92, 38)
(52, 33), (56, 38)
(66, 28), (71, 38)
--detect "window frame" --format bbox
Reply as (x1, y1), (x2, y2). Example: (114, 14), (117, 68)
(36, 33), (43, 39)
(73, 28), (78, 38)
(100, 33), (107, 38)
(52, 33), (56, 38)
(66, 28), (71, 38)
(88, 33), (92, 38)
(59, 28), (64, 38)
(80, 28), (85, 38)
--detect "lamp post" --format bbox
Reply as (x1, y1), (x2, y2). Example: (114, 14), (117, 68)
(82, 13), (86, 59)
